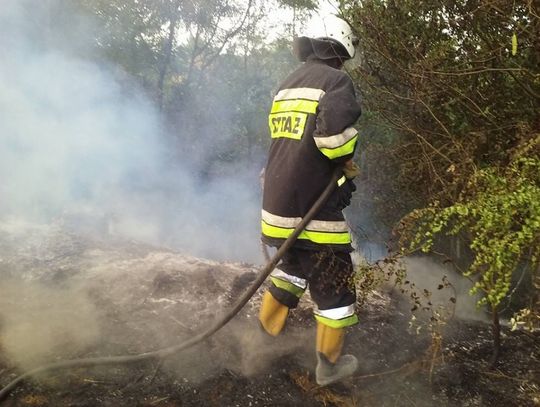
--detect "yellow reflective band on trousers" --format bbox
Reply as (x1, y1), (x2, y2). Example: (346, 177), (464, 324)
(319, 134), (358, 160)
(314, 314), (359, 329)
(270, 276), (306, 298)
(271, 99), (318, 114)
(261, 221), (352, 245)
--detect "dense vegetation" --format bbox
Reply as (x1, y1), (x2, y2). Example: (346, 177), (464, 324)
(343, 0), (539, 360)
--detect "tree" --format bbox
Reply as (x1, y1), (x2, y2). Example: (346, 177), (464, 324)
(71, 0), (255, 108)
(276, 0), (317, 37)
(345, 0), (538, 217)
(400, 136), (540, 364)
(342, 0), (540, 363)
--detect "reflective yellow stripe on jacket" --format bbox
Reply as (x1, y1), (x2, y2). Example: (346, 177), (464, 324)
(261, 210), (352, 245)
(314, 127), (359, 160)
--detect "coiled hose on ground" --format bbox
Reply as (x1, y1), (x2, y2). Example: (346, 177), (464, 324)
(0, 168), (343, 402)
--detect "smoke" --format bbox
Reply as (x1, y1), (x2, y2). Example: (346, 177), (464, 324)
(401, 257), (485, 322)
(0, 0), (263, 263)
(0, 279), (100, 370)
(161, 319), (314, 383)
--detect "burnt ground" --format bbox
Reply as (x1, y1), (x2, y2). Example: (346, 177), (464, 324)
(0, 224), (538, 407)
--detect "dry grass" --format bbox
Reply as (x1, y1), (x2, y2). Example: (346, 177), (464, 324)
(20, 394), (48, 406)
(289, 370), (358, 407)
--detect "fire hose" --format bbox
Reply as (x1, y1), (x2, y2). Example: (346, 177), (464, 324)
(0, 168), (343, 402)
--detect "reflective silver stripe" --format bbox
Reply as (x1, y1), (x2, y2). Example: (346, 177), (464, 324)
(262, 209), (300, 228)
(309, 219), (349, 232)
(261, 210), (349, 233)
(314, 127), (358, 149)
(337, 175), (346, 186)
(314, 304), (355, 320)
(274, 87), (325, 102)
(271, 268), (307, 289)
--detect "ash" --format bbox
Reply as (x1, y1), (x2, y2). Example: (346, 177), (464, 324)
(0, 221), (538, 406)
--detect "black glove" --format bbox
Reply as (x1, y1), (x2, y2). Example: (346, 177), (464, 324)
(336, 179), (356, 209)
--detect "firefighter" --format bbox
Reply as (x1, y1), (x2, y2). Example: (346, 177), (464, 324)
(258, 15), (362, 386)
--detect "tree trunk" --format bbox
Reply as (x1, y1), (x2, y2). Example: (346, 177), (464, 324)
(157, 15), (178, 111)
(488, 303), (501, 368)
(292, 6), (296, 38)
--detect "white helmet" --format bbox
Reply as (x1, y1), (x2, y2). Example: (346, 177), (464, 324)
(293, 15), (358, 62)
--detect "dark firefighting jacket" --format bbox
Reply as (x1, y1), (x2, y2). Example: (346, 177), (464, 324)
(261, 58), (362, 252)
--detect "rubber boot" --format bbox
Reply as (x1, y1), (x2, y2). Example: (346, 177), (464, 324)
(315, 321), (358, 386)
(258, 291), (289, 336)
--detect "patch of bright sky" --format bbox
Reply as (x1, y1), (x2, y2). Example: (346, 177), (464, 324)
(174, 0), (340, 47)
(309, 0), (341, 31)
(267, 0), (340, 41)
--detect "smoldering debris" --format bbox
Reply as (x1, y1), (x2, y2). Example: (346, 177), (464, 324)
(0, 221), (376, 385)
(1, 225), (536, 407)
(0, 223), (279, 382)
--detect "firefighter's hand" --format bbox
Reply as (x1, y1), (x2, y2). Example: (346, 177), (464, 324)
(337, 179), (356, 209)
(343, 161), (360, 179)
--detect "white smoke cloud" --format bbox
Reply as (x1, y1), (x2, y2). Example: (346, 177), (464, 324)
(0, 0), (262, 263)
(0, 278), (101, 370)
(402, 257), (485, 322)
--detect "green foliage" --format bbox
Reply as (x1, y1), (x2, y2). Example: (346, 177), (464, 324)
(401, 137), (540, 309)
(343, 0), (539, 229)
(73, 0), (164, 79)
(341, 0), (540, 334)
